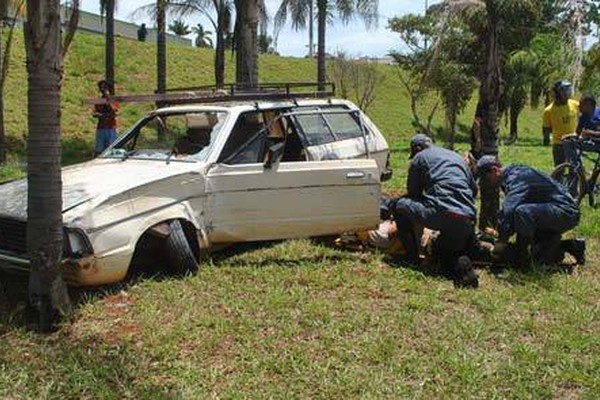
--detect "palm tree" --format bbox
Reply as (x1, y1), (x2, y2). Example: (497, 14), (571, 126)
(234, 0), (260, 89)
(0, 0), (25, 165)
(276, 0), (378, 90)
(274, 0), (313, 56)
(169, 18), (191, 36)
(157, 0), (167, 95)
(169, 0), (233, 88)
(100, 0), (117, 94)
(432, 0), (537, 229)
(24, 0), (73, 331)
(135, 1), (169, 95)
(192, 23), (214, 48)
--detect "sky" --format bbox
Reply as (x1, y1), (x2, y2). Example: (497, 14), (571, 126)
(78, 0), (436, 57)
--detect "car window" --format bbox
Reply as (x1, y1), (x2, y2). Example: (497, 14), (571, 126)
(219, 111), (267, 164)
(102, 111), (227, 162)
(293, 108), (366, 146)
(327, 112), (365, 141)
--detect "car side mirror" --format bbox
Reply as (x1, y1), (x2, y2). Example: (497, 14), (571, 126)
(264, 142), (285, 169)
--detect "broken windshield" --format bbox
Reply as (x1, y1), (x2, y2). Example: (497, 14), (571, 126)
(101, 111), (228, 162)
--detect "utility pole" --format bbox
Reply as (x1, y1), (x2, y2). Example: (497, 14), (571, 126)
(308, 0), (314, 58)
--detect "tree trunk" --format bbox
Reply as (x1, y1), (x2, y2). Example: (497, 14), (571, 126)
(506, 102), (519, 145)
(317, 0), (327, 91)
(476, 6), (502, 231)
(215, 4), (226, 89)
(105, 0), (115, 94)
(25, 0), (71, 332)
(156, 0), (167, 95)
(0, 22), (5, 165)
(234, 0), (259, 89)
(308, 0), (314, 58)
(446, 109), (456, 150)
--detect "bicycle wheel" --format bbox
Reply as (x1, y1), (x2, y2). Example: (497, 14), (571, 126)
(551, 163), (586, 204)
(589, 168), (600, 208)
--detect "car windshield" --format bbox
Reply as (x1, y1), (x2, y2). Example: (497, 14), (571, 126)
(102, 111), (227, 162)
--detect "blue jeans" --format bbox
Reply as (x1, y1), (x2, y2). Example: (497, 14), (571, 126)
(95, 128), (118, 153)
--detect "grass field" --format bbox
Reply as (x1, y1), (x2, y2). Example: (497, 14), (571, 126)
(2, 31), (600, 398)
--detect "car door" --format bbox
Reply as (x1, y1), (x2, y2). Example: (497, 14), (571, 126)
(204, 110), (380, 244)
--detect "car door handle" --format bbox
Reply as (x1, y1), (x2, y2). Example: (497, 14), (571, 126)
(346, 171), (365, 179)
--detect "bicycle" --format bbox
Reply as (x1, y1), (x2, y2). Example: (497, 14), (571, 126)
(551, 135), (600, 208)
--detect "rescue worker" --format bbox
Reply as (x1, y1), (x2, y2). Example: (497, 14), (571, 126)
(476, 156), (586, 268)
(393, 134), (479, 288)
(542, 80), (579, 167)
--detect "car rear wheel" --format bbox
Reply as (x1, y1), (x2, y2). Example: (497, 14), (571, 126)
(166, 220), (199, 276)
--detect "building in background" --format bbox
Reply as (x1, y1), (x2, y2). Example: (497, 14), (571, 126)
(58, 6), (192, 47)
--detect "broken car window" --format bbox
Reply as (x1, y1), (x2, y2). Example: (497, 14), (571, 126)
(102, 111), (227, 162)
(219, 111), (267, 164)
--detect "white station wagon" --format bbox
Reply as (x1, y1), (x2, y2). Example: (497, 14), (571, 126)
(0, 95), (391, 286)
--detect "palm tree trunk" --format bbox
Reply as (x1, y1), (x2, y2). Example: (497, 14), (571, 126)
(0, 22), (5, 165)
(105, 0), (115, 94)
(215, 5), (226, 89)
(506, 102), (519, 145)
(476, 4), (501, 230)
(234, 0), (259, 89)
(157, 0), (167, 94)
(317, 0), (326, 91)
(308, 0), (314, 58)
(24, 0), (72, 332)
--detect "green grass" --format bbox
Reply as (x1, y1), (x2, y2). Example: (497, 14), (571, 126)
(2, 31), (600, 398)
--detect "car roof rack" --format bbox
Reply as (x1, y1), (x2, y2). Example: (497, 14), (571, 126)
(85, 82), (336, 106)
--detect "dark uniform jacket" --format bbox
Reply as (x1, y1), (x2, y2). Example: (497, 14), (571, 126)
(499, 165), (579, 239)
(407, 146), (477, 219)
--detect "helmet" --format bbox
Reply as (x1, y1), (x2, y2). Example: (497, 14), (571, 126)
(553, 80), (573, 98)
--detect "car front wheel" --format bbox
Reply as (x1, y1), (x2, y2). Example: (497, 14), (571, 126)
(166, 220), (199, 276)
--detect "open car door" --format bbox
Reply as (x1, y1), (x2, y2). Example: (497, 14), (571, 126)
(204, 110), (380, 244)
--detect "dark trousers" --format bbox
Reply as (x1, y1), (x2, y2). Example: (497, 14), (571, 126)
(553, 144), (566, 167)
(513, 203), (580, 264)
(394, 197), (475, 268)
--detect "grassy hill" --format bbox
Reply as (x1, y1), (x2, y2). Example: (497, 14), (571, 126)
(3, 31), (600, 398)
(2, 30), (542, 161)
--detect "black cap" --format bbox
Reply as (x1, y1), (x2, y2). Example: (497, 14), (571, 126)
(409, 134), (433, 159)
(475, 155), (502, 178)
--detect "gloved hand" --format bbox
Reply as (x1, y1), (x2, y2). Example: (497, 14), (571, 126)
(491, 241), (508, 259)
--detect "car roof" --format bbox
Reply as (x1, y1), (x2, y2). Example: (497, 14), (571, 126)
(154, 98), (357, 115)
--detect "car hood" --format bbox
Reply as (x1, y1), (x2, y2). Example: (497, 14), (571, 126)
(0, 159), (202, 220)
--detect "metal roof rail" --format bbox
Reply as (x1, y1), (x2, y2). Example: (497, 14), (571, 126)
(84, 82), (336, 106)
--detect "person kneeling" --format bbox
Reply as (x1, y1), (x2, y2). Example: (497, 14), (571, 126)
(476, 156), (585, 268)
(391, 134), (479, 288)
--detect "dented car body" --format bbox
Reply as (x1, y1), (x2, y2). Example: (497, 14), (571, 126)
(0, 98), (391, 286)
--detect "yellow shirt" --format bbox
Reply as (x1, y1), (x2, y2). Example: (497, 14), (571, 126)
(543, 99), (579, 145)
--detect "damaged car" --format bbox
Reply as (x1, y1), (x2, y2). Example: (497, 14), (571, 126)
(0, 97), (391, 286)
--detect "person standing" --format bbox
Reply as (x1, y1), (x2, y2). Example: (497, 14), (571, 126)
(542, 80), (579, 167)
(93, 80), (119, 156)
(137, 23), (148, 42)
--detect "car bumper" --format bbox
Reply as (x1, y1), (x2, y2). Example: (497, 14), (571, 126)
(381, 169), (393, 182)
(0, 252), (129, 287)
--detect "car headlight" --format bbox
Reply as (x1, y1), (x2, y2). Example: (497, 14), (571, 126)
(65, 229), (93, 257)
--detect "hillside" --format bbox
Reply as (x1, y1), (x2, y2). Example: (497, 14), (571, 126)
(2, 30), (543, 164)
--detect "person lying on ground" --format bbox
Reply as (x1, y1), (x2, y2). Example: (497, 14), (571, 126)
(476, 156), (586, 268)
(387, 134), (479, 288)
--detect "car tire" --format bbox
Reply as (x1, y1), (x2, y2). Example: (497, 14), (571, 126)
(166, 220), (199, 276)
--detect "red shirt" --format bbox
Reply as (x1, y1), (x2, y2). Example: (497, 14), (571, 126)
(94, 100), (120, 129)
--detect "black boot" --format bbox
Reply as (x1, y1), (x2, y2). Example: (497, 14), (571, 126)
(515, 235), (533, 270)
(562, 239), (586, 265)
(454, 256), (479, 289)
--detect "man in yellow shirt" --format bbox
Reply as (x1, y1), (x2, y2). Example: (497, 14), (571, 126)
(543, 80), (579, 167)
